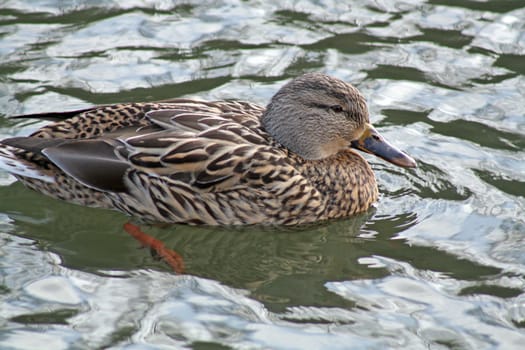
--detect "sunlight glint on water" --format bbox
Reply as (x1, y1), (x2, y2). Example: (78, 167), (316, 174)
(0, 0), (524, 349)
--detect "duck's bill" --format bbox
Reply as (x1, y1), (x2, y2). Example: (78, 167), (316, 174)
(351, 123), (417, 168)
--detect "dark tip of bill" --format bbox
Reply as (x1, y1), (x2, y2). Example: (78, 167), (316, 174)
(394, 154), (417, 168)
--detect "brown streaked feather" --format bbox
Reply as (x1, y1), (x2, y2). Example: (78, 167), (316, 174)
(146, 109), (224, 131)
(122, 113), (293, 193)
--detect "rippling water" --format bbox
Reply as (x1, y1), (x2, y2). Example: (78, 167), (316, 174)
(1, 1), (524, 349)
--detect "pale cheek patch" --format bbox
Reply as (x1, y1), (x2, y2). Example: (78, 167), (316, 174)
(348, 124), (366, 142)
(319, 138), (348, 158)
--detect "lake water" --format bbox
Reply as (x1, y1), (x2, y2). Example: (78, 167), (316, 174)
(1, 0), (524, 349)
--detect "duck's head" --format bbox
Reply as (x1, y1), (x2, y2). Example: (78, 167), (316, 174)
(261, 72), (416, 168)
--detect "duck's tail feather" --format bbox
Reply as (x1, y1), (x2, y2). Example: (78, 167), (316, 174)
(2, 137), (68, 156)
(9, 107), (98, 122)
(1, 136), (130, 192)
(0, 143), (54, 182)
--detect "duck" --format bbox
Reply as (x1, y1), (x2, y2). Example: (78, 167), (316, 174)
(0, 73), (416, 226)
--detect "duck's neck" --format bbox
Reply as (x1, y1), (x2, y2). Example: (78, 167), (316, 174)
(297, 150), (379, 219)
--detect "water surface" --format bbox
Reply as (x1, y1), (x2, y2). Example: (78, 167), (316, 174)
(1, 0), (524, 349)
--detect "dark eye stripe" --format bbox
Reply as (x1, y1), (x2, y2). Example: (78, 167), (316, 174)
(308, 102), (328, 110)
(309, 103), (345, 113)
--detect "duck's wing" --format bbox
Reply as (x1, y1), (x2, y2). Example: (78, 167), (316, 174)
(2, 105), (297, 196)
(121, 108), (293, 193)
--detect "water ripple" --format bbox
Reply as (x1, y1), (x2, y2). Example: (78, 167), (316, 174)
(1, 0), (525, 349)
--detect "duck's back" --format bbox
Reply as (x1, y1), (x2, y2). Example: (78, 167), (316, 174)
(27, 99), (264, 139)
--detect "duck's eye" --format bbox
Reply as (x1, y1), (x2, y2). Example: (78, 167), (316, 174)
(330, 105), (344, 113)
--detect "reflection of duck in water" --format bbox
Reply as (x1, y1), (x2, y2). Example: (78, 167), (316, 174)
(0, 73), (415, 226)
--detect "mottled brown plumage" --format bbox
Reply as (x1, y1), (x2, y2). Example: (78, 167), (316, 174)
(0, 73), (416, 225)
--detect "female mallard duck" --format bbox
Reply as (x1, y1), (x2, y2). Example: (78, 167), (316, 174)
(0, 73), (415, 225)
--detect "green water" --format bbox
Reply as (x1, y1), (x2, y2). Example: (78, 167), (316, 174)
(1, 1), (524, 349)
